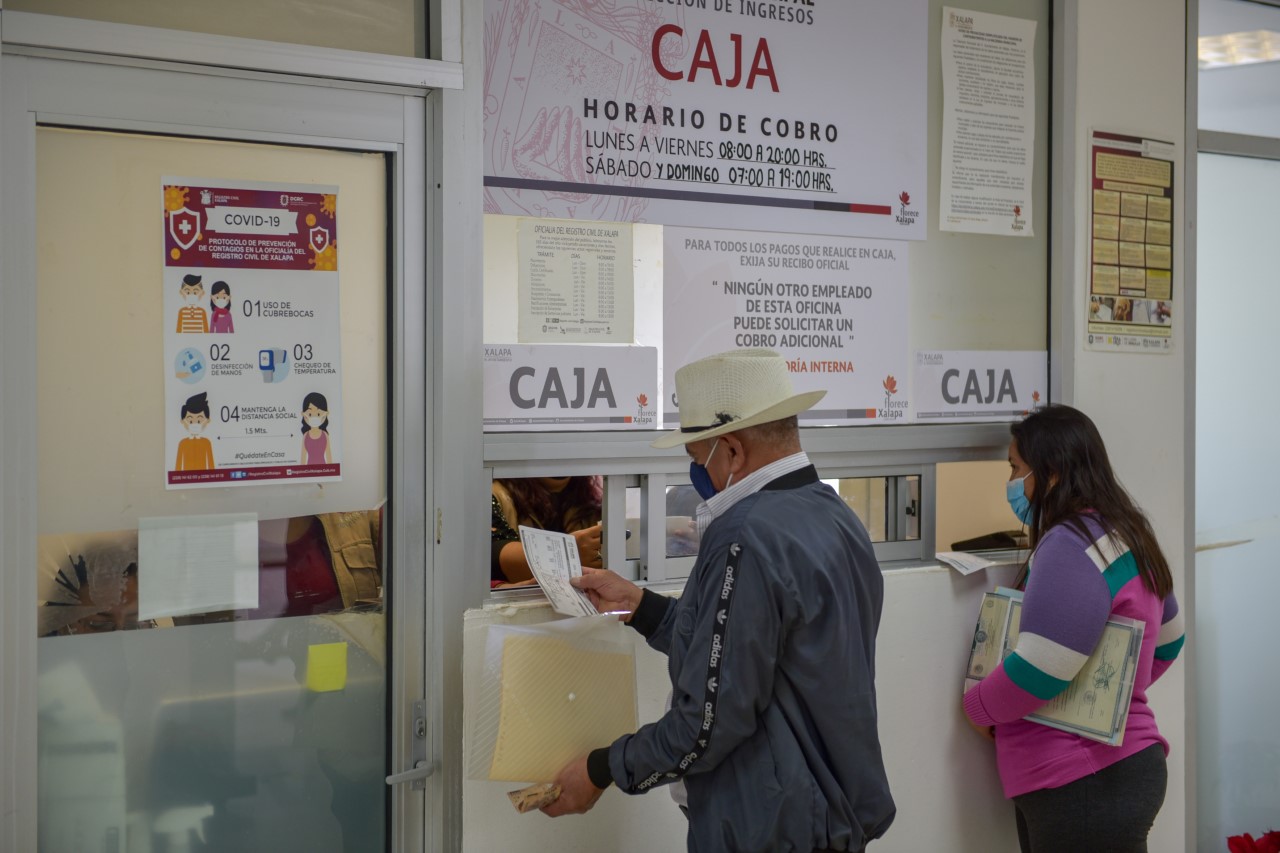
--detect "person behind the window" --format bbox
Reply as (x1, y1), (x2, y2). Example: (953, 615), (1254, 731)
(490, 476), (602, 586)
(963, 405), (1184, 853)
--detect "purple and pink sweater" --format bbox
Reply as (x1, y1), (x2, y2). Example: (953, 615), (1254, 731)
(963, 514), (1185, 798)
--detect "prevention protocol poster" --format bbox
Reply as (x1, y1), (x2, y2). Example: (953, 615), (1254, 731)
(162, 178), (343, 488)
(483, 0), (927, 240)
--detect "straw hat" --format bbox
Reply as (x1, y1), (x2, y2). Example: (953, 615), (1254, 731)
(651, 349), (825, 449)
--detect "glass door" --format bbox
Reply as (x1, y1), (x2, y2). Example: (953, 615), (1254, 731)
(1195, 150), (1280, 852)
(1, 54), (431, 853)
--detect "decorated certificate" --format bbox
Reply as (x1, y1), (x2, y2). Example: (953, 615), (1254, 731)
(965, 592), (1012, 679)
(1007, 600), (1144, 745)
(965, 588), (1144, 745)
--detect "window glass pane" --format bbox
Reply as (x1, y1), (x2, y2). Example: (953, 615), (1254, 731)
(663, 485), (700, 557)
(935, 460), (1027, 551)
(822, 476), (920, 545)
(490, 476), (603, 587)
(10, 0), (426, 58)
(35, 127), (389, 851)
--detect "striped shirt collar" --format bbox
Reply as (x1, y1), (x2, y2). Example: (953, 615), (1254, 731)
(695, 451), (812, 538)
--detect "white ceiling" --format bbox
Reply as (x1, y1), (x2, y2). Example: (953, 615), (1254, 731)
(1200, 0), (1280, 136)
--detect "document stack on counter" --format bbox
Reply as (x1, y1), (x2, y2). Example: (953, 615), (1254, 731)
(964, 587), (1144, 745)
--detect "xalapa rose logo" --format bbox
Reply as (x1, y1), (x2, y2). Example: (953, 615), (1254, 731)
(1012, 204), (1026, 233)
(879, 375), (907, 420)
(896, 191), (918, 227)
(632, 392), (655, 425)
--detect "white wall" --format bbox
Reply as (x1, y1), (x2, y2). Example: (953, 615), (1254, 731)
(1067, 2), (1190, 851)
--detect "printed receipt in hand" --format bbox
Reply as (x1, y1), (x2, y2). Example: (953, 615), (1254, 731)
(517, 525), (599, 618)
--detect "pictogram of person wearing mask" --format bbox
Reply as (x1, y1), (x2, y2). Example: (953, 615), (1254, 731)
(209, 280), (235, 334)
(175, 391), (215, 471)
(175, 273), (210, 334)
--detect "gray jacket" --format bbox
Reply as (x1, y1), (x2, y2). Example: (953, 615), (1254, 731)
(598, 466), (895, 852)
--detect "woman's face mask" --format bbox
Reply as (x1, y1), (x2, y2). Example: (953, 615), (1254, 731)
(213, 297), (229, 309)
(1006, 472), (1034, 525)
(306, 415), (326, 429)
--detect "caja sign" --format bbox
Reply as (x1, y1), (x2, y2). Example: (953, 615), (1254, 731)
(483, 344), (659, 432)
(913, 351), (1047, 421)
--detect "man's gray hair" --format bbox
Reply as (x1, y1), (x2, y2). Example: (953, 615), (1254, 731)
(736, 415), (800, 448)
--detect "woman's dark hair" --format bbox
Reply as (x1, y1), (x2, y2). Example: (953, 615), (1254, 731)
(1011, 404), (1172, 597)
(211, 280), (231, 298)
(499, 476), (602, 533)
(301, 391), (330, 435)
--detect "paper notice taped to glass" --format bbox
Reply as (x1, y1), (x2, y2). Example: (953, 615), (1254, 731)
(517, 525), (598, 617)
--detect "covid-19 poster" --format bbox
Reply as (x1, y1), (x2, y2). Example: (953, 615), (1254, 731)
(162, 178), (343, 488)
(483, 0), (927, 240)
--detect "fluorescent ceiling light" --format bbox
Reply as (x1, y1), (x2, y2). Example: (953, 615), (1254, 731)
(1199, 30), (1280, 70)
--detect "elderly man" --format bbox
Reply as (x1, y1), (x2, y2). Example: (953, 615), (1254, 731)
(543, 349), (895, 852)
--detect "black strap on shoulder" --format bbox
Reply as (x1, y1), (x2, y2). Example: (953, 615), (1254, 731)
(761, 464), (819, 492)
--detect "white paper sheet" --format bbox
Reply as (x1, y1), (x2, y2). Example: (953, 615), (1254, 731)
(936, 549), (1024, 576)
(939, 8), (1037, 236)
(138, 513), (259, 619)
(516, 526), (598, 618)
(517, 219), (634, 344)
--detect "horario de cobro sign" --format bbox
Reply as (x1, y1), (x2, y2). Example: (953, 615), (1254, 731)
(483, 0), (926, 240)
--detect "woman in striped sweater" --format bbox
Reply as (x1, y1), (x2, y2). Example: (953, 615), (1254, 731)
(963, 405), (1185, 853)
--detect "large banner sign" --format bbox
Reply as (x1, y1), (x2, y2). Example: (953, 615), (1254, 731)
(663, 227), (910, 425)
(163, 178), (342, 488)
(483, 0), (927, 240)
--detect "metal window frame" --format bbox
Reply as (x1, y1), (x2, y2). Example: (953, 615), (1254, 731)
(483, 422), (1009, 592)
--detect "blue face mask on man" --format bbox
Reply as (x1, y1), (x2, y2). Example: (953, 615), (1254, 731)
(1006, 472), (1035, 525)
(690, 438), (725, 500)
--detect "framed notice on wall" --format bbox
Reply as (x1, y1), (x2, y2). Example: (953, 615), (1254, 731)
(1085, 131), (1175, 354)
(482, 0), (927, 240)
(162, 178), (343, 488)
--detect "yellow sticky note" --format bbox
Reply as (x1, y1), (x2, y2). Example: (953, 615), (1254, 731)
(306, 642), (348, 693)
